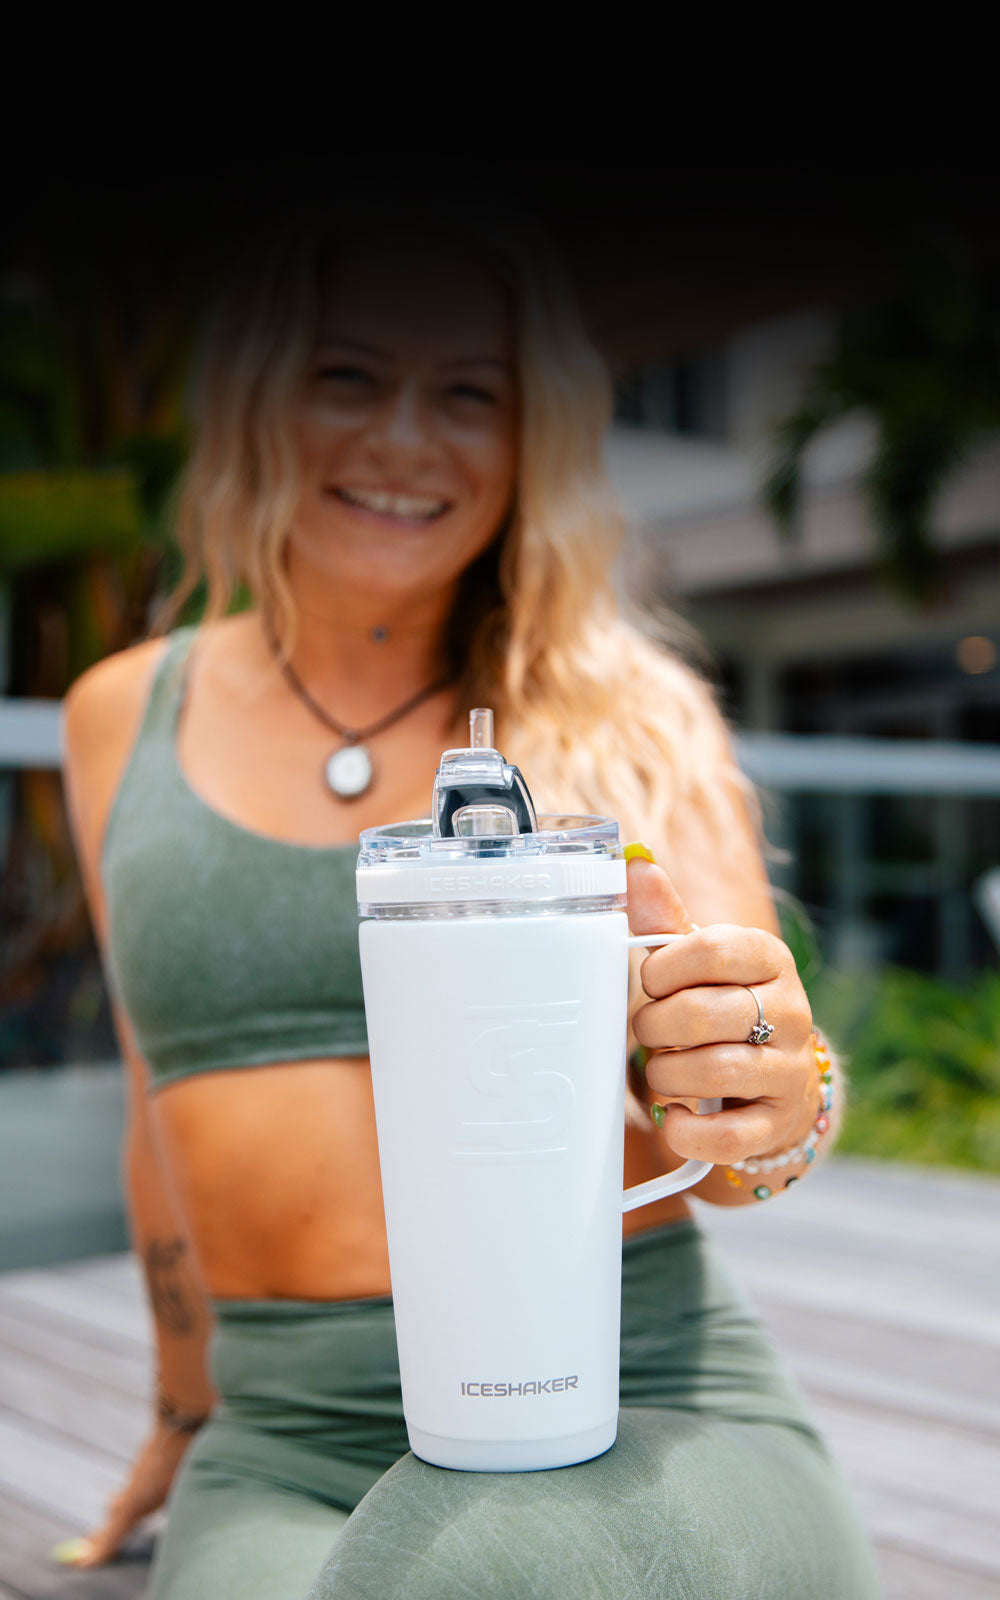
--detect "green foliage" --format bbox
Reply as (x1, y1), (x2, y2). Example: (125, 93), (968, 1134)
(810, 965), (1000, 1172)
(0, 468), (143, 571)
(0, 252), (198, 1060)
(0, 246), (196, 618)
(774, 890), (824, 988)
(779, 902), (1000, 1171)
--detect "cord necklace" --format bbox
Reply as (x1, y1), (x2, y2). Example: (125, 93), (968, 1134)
(265, 619), (455, 800)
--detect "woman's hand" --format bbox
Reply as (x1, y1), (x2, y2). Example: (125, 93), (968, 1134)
(52, 1418), (200, 1569)
(626, 853), (820, 1173)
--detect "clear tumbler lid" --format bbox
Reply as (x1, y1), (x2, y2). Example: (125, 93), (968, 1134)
(356, 814), (625, 916)
(357, 708), (625, 915)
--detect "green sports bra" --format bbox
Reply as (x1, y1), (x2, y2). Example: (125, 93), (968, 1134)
(102, 626), (369, 1089)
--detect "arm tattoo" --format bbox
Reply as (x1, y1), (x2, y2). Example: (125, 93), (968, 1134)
(145, 1237), (199, 1335)
(157, 1387), (210, 1433)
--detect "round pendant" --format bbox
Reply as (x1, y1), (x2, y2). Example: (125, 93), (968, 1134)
(325, 744), (374, 799)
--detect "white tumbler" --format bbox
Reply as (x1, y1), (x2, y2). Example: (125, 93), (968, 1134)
(356, 712), (718, 1473)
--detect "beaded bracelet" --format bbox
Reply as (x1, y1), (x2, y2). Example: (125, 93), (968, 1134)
(724, 1031), (835, 1200)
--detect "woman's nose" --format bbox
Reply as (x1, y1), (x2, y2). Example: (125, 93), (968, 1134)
(370, 382), (435, 459)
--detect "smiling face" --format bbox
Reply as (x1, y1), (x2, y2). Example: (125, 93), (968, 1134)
(285, 240), (519, 617)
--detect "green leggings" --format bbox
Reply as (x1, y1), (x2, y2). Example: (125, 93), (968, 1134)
(147, 1221), (881, 1599)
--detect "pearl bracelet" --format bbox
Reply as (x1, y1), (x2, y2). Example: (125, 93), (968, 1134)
(724, 1031), (834, 1201)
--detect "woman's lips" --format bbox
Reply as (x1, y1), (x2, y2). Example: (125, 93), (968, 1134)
(331, 486), (451, 524)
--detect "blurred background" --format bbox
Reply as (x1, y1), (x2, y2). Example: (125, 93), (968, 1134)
(1, 161), (998, 1269)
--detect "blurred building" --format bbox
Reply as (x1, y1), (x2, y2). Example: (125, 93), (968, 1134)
(604, 308), (1000, 976)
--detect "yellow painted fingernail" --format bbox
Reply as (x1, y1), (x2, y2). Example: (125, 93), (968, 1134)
(52, 1538), (91, 1564)
(624, 842), (656, 863)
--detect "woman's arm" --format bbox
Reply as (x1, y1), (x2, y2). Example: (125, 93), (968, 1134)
(57, 650), (216, 1566)
(627, 701), (840, 1209)
(115, 1001), (217, 1421)
(54, 1007), (218, 1568)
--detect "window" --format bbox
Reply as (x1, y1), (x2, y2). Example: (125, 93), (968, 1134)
(613, 354), (727, 439)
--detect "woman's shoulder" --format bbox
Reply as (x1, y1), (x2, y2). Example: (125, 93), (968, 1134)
(61, 635), (184, 926)
(62, 632), (178, 752)
(61, 624), (212, 805)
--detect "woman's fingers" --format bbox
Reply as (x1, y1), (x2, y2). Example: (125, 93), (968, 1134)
(52, 1538), (98, 1568)
(52, 1422), (194, 1569)
(624, 897), (820, 1167)
(652, 1101), (788, 1168)
(633, 983), (793, 1052)
(638, 924), (791, 996)
(643, 1041), (801, 1103)
(634, 975), (812, 1057)
(53, 1499), (134, 1568)
(625, 853), (698, 937)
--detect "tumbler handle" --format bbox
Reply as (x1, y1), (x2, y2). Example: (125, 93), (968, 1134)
(622, 932), (720, 1213)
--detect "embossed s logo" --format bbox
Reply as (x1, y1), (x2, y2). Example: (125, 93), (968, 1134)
(451, 1000), (578, 1162)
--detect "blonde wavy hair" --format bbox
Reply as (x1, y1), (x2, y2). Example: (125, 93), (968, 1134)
(153, 196), (761, 1114)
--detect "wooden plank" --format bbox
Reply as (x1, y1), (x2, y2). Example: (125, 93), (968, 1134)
(0, 1258), (157, 1597)
(788, 1348), (1000, 1437)
(0, 1410), (131, 1527)
(746, 1300), (1000, 1435)
(814, 1396), (1000, 1520)
(702, 1156), (1000, 1261)
(0, 1344), (148, 1459)
(750, 1297), (1000, 1409)
(707, 1198), (998, 1286)
(705, 1166), (1000, 1590)
(0, 1304), (149, 1399)
(810, 1399), (1000, 1575)
(802, 1158), (1000, 1223)
(58, 1256), (144, 1298)
(702, 1240), (1000, 1343)
(699, 1160), (1000, 1344)
(876, 1543), (1000, 1600)
(0, 1275), (151, 1350)
(0, 1493), (154, 1600)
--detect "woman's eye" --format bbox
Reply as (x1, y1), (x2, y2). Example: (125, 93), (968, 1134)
(317, 365), (373, 384)
(448, 383), (497, 404)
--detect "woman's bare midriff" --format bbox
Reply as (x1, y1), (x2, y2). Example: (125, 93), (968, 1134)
(151, 1057), (692, 1302)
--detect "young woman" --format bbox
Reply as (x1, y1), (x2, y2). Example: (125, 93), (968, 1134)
(60, 202), (881, 1598)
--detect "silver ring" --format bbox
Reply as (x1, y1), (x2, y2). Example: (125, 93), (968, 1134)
(743, 986), (775, 1046)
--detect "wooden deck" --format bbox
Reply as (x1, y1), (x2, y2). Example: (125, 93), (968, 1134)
(0, 1155), (998, 1599)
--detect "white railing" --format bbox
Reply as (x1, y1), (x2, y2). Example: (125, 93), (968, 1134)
(731, 734), (1000, 796)
(3, 700), (1000, 797)
(0, 701), (63, 766)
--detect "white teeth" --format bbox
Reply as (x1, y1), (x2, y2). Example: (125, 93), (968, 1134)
(337, 487), (448, 519)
